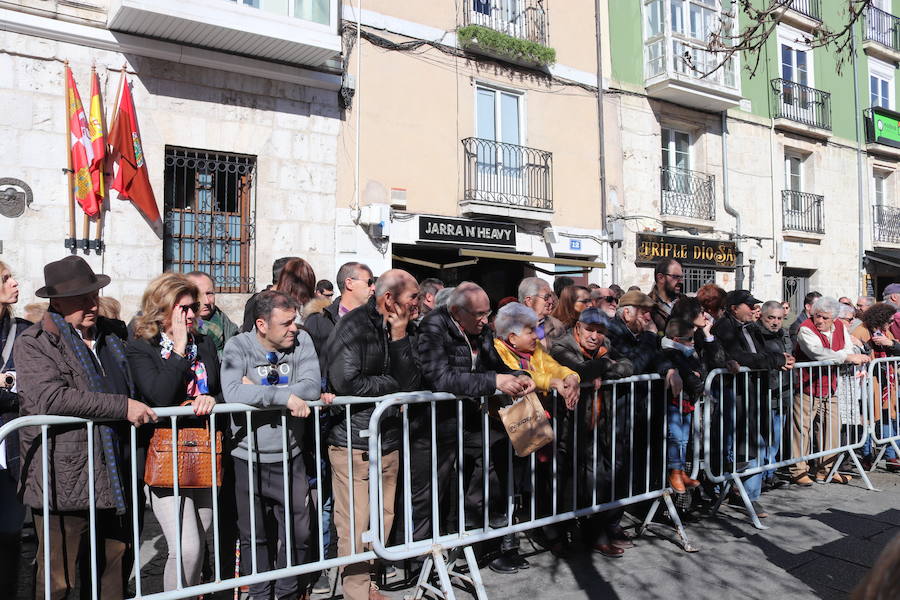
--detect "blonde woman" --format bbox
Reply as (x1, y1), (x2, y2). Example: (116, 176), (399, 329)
(126, 273), (222, 590)
(0, 261), (27, 596)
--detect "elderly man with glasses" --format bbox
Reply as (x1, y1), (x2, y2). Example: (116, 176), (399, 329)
(591, 287), (619, 318)
(649, 258), (684, 333)
(519, 276), (565, 347)
(414, 282), (534, 555)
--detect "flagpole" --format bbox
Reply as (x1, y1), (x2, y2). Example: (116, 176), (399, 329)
(64, 61), (77, 254)
(100, 64), (127, 252)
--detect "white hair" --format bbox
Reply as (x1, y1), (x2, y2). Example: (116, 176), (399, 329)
(447, 281), (484, 311)
(494, 302), (538, 339)
(434, 286), (454, 307)
(517, 277), (550, 302)
(811, 296), (840, 318)
(837, 303), (855, 320)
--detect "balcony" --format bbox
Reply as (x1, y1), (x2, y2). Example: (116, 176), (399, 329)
(461, 137), (553, 222)
(771, 78), (831, 138)
(660, 166), (715, 223)
(874, 205), (900, 245)
(776, 0), (822, 31)
(863, 5), (900, 62)
(463, 0), (548, 45)
(782, 190), (824, 236)
(107, 0), (341, 69)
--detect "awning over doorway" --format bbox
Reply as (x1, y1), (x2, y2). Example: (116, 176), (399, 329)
(865, 249), (900, 271)
(458, 248), (606, 269)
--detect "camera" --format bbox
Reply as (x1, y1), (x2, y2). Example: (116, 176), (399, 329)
(2, 372), (14, 388)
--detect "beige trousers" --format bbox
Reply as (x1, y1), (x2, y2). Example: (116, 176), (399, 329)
(789, 393), (841, 477)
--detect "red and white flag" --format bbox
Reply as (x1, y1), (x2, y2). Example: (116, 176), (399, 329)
(66, 66), (101, 216)
(109, 72), (160, 224)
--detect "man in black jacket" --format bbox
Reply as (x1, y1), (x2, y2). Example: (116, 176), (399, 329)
(710, 290), (794, 518)
(754, 300), (793, 489)
(325, 269), (420, 600)
(414, 283), (533, 557)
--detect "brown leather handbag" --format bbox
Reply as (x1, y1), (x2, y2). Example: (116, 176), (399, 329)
(144, 401), (223, 488)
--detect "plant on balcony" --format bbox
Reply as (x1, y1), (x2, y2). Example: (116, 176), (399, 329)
(457, 24), (556, 67)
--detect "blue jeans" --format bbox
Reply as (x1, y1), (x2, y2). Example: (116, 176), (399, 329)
(666, 404), (692, 471)
(863, 417), (899, 460)
(763, 411), (784, 480)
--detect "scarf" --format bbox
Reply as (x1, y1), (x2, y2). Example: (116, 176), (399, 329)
(48, 311), (127, 515)
(159, 332), (209, 396)
(500, 339), (534, 370)
(197, 310), (224, 351)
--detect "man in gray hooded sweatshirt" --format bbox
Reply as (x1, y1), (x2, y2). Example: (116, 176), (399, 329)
(222, 290), (321, 600)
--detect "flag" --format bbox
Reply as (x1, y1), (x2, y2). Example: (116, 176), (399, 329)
(66, 66), (101, 216)
(88, 69), (106, 208)
(109, 72), (160, 223)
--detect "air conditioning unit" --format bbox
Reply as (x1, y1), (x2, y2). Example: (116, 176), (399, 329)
(359, 203), (391, 238)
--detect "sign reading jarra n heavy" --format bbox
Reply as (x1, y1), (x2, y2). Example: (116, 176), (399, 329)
(419, 216), (517, 247)
(636, 233), (737, 269)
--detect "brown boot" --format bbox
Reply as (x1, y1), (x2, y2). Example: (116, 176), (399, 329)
(680, 471), (701, 489)
(668, 469), (687, 494)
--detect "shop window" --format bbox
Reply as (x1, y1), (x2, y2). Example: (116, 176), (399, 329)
(163, 146), (256, 293)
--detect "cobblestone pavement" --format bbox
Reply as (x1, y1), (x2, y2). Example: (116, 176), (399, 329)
(14, 470), (900, 599)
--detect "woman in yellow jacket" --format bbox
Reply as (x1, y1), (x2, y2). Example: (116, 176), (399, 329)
(493, 302), (580, 408)
(490, 302), (580, 567)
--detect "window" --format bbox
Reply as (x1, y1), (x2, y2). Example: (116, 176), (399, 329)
(875, 172), (887, 206)
(785, 153), (803, 192)
(778, 24), (815, 114)
(163, 147), (256, 293)
(869, 57), (895, 109)
(662, 128), (691, 171)
(227, 0), (331, 25)
(683, 267), (715, 294)
(476, 85), (523, 174)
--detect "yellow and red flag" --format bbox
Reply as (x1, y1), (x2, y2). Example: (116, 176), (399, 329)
(88, 69), (106, 208)
(66, 66), (101, 216)
(109, 72), (160, 223)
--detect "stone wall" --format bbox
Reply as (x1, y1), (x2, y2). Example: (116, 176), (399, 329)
(0, 29), (341, 323)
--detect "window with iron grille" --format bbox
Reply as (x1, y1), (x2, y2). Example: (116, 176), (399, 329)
(163, 147), (256, 293)
(683, 267), (715, 294)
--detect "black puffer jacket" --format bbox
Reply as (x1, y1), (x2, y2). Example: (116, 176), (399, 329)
(711, 312), (786, 371)
(325, 297), (419, 452)
(549, 332), (634, 382)
(305, 296), (341, 371)
(604, 316), (673, 376)
(753, 321), (793, 394)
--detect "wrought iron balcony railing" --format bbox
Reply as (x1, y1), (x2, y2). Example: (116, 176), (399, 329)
(874, 204), (900, 244)
(864, 5), (900, 51)
(771, 78), (831, 130)
(462, 137), (553, 211)
(782, 190), (824, 234)
(778, 0), (822, 21)
(465, 0), (548, 46)
(659, 166), (715, 220)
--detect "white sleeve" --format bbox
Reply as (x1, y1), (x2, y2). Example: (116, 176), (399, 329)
(797, 326), (851, 362)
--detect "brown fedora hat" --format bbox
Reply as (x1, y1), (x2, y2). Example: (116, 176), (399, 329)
(35, 256), (111, 298)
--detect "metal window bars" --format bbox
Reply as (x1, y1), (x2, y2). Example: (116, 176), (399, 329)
(777, 0), (822, 21)
(163, 147), (256, 294)
(874, 204), (900, 244)
(771, 78), (832, 131)
(782, 189), (825, 234)
(464, 0), (549, 46)
(864, 4), (900, 51)
(462, 137), (553, 211)
(659, 166), (716, 220)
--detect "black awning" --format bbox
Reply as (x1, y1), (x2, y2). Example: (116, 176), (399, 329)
(865, 249), (900, 270)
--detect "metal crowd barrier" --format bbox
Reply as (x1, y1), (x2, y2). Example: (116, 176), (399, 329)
(865, 356), (900, 469)
(365, 375), (698, 600)
(702, 360), (874, 530)
(0, 397), (393, 600)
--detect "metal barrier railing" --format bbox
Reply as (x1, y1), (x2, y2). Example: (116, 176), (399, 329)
(702, 360), (874, 530)
(365, 376), (698, 599)
(865, 356), (900, 469)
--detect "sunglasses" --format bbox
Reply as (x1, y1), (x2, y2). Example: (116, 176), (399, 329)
(597, 295), (618, 303)
(351, 277), (376, 286)
(265, 351), (281, 385)
(178, 302), (201, 313)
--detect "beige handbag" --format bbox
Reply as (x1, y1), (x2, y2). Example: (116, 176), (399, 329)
(497, 392), (555, 457)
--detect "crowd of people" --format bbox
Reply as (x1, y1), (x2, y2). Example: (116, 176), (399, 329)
(0, 254), (897, 600)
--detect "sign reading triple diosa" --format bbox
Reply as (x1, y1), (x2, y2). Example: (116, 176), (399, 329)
(636, 233), (737, 269)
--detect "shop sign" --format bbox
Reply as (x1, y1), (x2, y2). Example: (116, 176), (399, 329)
(869, 107), (900, 150)
(419, 216), (516, 247)
(636, 233), (737, 269)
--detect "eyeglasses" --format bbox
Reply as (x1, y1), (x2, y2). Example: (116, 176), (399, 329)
(462, 306), (492, 321)
(597, 295), (618, 304)
(665, 273), (685, 281)
(322, 291), (334, 297)
(178, 302), (201, 314)
(532, 293), (552, 302)
(350, 277), (375, 287)
(574, 298), (591, 305)
(264, 351), (281, 385)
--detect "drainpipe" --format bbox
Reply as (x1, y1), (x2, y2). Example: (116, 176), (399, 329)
(851, 26), (866, 296)
(594, 0), (613, 284)
(721, 110), (742, 287)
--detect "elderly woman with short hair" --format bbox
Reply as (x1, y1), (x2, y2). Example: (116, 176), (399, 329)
(790, 296), (870, 486)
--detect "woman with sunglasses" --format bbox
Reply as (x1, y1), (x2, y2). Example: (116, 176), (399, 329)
(127, 272), (223, 591)
(551, 285), (592, 330)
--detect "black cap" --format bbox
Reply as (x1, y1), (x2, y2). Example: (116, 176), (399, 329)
(725, 289), (762, 307)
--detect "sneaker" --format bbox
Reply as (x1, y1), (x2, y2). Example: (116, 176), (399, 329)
(383, 565), (398, 580)
(886, 458), (900, 472)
